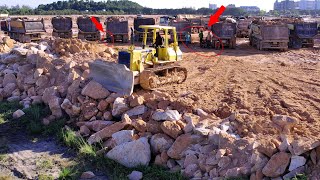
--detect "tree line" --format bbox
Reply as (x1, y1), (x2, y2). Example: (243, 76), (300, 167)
(1, 0), (319, 16)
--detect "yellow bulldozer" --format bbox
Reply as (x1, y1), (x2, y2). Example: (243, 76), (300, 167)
(89, 25), (187, 95)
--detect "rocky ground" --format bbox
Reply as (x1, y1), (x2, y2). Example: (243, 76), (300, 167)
(0, 33), (319, 180)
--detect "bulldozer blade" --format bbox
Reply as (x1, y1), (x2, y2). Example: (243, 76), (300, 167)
(89, 60), (134, 95)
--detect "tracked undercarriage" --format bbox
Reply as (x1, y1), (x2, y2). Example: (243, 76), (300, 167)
(139, 66), (187, 90)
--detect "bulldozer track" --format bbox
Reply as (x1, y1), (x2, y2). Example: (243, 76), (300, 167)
(140, 65), (188, 90)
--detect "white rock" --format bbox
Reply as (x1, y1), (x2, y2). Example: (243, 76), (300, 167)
(152, 109), (181, 121)
(196, 108), (208, 117)
(124, 105), (147, 117)
(289, 156), (306, 171)
(194, 127), (210, 136)
(13, 109), (25, 119)
(128, 171), (143, 180)
(112, 130), (134, 146)
(112, 97), (129, 117)
(106, 137), (151, 168)
(150, 133), (174, 154)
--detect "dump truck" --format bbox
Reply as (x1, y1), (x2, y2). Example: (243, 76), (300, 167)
(8, 18), (46, 43)
(52, 16), (73, 38)
(77, 16), (101, 41)
(133, 17), (155, 41)
(105, 18), (129, 43)
(89, 25), (187, 95)
(0, 20), (8, 34)
(236, 18), (252, 37)
(169, 20), (191, 42)
(249, 22), (289, 51)
(288, 22), (318, 48)
(211, 22), (237, 49)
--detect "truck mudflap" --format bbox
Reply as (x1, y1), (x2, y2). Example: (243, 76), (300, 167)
(89, 60), (134, 95)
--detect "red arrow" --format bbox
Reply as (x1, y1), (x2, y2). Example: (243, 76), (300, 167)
(90, 16), (104, 32)
(208, 5), (226, 27)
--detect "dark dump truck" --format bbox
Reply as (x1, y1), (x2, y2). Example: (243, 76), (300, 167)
(249, 21), (289, 51)
(211, 22), (237, 49)
(77, 16), (101, 41)
(8, 18), (46, 43)
(105, 18), (129, 43)
(236, 18), (252, 38)
(169, 20), (191, 42)
(288, 22), (318, 48)
(1, 19), (8, 34)
(52, 16), (73, 38)
(133, 17), (155, 41)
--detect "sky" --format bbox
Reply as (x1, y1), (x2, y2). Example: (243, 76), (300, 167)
(0, 0), (275, 11)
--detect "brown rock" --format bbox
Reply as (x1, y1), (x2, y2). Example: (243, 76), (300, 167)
(87, 122), (126, 144)
(262, 152), (291, 178)
(90, 120), (114, 132)
(2, 83), (17, 97)
(272, 115), (298, 134)
(48, 97), (63, 118)
(133, 119), (147, 132)
(81, 80), (110, 100)
(218, 156), (231, 169)
(146, 120), (162, 134)
(80, 125), (91, 136)
(130, 96), (145, 107)
(80, 171), (95, 179)
(97, 100), (108, 111)
(289, 138), (320, 156)
(150, 133), (174, 154)
(167, 134), (197, 159)
(184, 154), (198, 168)
(157, 100), (170, 110)
(257, 140), (278, 157)
(103, 111), (112, 121)
(160, 121), (183, 139)
(3, 73), (16, 87)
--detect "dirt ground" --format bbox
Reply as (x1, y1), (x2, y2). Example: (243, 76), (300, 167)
(156, 38), (320, 140)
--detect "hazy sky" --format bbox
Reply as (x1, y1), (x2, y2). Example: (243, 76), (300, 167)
(0, 0), (275, 11)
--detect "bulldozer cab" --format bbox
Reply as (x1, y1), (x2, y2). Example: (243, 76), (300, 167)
(139, 25), (181, 63)
(139, 25), (178, 49)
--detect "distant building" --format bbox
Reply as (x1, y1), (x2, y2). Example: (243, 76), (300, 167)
(299, 0), (316, 10)
(240, 6), (260, 13)
(274, 0), (296, 11)
(209, 3), (217, 10)
(227, 4), (236, 8)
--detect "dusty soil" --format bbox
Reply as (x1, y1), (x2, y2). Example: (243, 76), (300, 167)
(156, 38), (320, 140)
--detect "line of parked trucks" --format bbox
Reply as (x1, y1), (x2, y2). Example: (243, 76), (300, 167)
(0, 15), (319, 51)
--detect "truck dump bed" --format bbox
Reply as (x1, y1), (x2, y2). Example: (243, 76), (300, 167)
(170, 21), (191, 33)
(289, 22), (317, 39)
(133, 18), (155, 33)
(211, 22), (236, 39)
(251, 24), (289, 40)
(52, 16), (72, 32)
(10, 19), (45, 33)
(106, 21), (129, 34)
(77, 16), (99, 33)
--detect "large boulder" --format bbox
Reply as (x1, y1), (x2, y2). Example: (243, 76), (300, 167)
(152, 109), (181, 121)
(289, 138), (320, 156)
(262, 152), (291, 177)
(150, 133), (174, 154)
(106, 137), (151, 168)
(81, 80), (110, 100)
(112, 130), (134, 146)
(2, 83), (17, 98)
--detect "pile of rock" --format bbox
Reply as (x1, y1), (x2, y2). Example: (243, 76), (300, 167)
(1, 41), (319, 179)
(51, 38), (116, 58)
